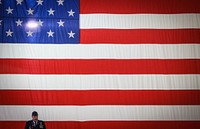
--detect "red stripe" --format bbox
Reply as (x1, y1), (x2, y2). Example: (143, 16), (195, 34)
(0, 121), (200, 129)
(80, 29), (200, 44)
(0, 59), (199, 74)
(80, 0), (200, 14)
(0, 90), (200, 105)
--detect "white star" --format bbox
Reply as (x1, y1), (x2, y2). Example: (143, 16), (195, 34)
(68, 9), (75, 17)
(6, 29), (13, 37)
(0, 20), (2, 26)
(57, 0), (64, 6)
(38, 19), (43, 26)
(15, 19), (23, 26)
(26, 30), (33, 37)
(16, 0), (23, 5)
(57, 19), (64, 27)
(27, 8), (34, 15)
(47, 30), (54, 37)
(0, 0), (2, 4)
(48, 8), (55, 16)
(36, 0), (43, 5)
(68, 30), (75, 38)
(6, 7), (14, 14)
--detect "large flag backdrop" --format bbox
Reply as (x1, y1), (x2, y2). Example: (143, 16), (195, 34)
(0, 0), (200, 128)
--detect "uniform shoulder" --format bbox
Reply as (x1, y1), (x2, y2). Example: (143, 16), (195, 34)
(38, 120), (45, 123)
(26, 120), (33, 124)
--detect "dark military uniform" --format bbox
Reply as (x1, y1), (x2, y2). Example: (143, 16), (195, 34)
(24, 120), (46, 129)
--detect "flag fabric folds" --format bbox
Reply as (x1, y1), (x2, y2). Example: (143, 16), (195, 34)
(0, 0), (200, 129)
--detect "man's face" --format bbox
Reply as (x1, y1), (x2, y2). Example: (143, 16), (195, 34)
(32, 115), (38, 121)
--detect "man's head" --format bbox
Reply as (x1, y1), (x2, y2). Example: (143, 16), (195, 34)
(32, 111), (38, 121)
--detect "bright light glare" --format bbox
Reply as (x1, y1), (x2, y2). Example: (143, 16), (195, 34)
(26, 21), (38, 28)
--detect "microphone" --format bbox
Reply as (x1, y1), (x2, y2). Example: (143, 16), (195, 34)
(32, 122), (35, 128)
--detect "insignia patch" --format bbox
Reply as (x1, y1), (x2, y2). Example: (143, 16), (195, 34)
(39, 122), (43, 128)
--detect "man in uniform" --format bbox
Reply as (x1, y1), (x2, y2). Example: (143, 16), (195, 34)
(24, 111), (46, 129)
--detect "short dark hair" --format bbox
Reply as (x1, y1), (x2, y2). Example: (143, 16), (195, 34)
(32, 111), (38, 116)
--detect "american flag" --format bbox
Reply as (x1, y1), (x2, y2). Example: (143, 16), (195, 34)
(0, 0), (200, 129)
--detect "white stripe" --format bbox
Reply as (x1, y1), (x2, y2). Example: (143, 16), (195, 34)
(0, 44), (200, 59)
(0, 106), (199, 121)
(80, 14), (200, 29)
(0, 74), (199, 90)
